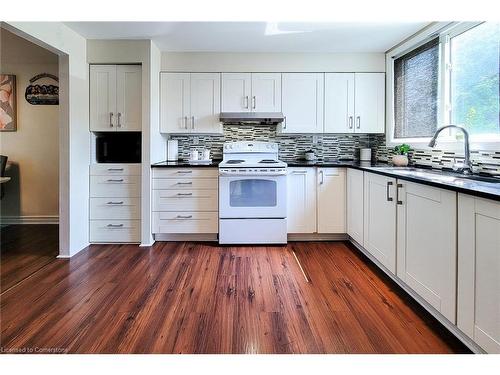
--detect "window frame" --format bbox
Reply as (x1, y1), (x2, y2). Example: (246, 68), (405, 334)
(386, 22), (500, 151)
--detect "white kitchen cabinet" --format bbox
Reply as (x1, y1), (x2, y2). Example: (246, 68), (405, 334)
(287, 168), (317, 233)
(317, 168), (346, 233)
(396, 181), (457, 323)
(160, 73), (222, 134)
(324, 72), (385, 134)
(281, 73), (324, 133)
(347, 168), (364, 245)
(458, 194), (500, 353)
(90, 65), (142, 132)
(221, 73), (281, 113)
(363, 172), (397, 273)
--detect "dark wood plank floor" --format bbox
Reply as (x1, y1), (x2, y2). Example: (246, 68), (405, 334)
(0, 237), (469, 354)
(0, 225), (59, 293)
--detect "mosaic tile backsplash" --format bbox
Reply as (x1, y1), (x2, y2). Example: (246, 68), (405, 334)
(170, 124), (500, 176)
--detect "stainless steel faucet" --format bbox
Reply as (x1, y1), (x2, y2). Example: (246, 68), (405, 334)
(428, 125), (473, 175)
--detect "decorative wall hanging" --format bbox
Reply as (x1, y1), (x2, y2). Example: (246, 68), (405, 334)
(25, 73), (59, 105)
(0, 74), (17, 131)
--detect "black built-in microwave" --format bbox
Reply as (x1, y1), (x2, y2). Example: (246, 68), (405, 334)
(95, 132), (141, 163)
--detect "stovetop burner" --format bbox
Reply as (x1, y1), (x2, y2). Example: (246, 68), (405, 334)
(226, 159), (245, 164)
(259, 159), (279, 164)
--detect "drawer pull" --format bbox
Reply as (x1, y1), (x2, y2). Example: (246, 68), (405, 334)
(176, 193), (193, 196)
(106, 224), (124, 228)
(176, 182), (193, 185)
(177, 170), (193, 174)
(176, 215), (193, 219)
(107, 178), (124, 182)
(107, 168), (124, 171)
(106, 201), (124, 205)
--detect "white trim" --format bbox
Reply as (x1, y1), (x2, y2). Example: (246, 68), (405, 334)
(0, 215), (59, 225)
(56, 254), (71, 259)
(139, 241), (155, 247)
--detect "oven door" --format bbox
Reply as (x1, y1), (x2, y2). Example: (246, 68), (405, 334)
(219, 174), (287, 219)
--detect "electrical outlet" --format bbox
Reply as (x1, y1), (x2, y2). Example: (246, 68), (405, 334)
(312, 135), (319, 144)
(193, 136), (199, 145)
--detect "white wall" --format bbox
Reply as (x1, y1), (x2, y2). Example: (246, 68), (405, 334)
(87, 39), (165, 246)
(3, 21), (89, 257)
(0, 29), (59, 222)
(161, 52), (385, 72)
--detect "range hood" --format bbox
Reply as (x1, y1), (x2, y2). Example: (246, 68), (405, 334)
(219, 112), (284, 125)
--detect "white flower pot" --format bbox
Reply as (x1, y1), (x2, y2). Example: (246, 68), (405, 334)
(392, 154), (409, 167)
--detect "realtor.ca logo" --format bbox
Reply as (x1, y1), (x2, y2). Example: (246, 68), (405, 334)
(0, 346), (68, 354)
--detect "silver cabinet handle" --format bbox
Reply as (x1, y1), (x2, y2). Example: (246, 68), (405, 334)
(106, 201), (124, 205)
(109, 112), (114, 127)
(117, 112), (122, 128)
(177, 170), (192, 174)
(252, 96), (256, 109)
(176, 215), (193, 219)
(244, 96), (249, 109)
(107, 224), (124, 228)
(176, 192), (193, 196)
(176, 182), (193, 185)
(191, 116), (195, 129)
(106, 178), (124, 182)
(386, 181), (393, 202)
(319, 170), (324, 185)
(348, 116), (353, 129)
(356, 116), (361, 129)
(283, 116), (287, 129)
(397, 183), (403, 205)
(184, 116), (188, 129)
(107, 168), (124, 171)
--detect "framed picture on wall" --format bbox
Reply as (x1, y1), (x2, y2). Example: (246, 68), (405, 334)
(0, 74), (17, 131)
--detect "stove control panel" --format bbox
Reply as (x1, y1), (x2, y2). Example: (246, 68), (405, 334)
(223, 141), (278, 153)
(219, 168), (287, 176)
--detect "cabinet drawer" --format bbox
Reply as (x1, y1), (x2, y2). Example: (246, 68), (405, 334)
(90, 175), (141, 197)
(153, 212), (218, 234)
(90, 220), (140, 243)
(153, 189), (218, 211)
(90, 163), (141, 176)
(90, 198), (140, 220)
(152, 177), (218, 190)
(152, 168), (218, 179)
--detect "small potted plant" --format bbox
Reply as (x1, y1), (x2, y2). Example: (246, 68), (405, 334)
(392, 144), (411, 167)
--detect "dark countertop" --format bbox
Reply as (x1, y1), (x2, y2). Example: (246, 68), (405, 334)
(151, 159), (222, 168)
(284, 159), (500, 202)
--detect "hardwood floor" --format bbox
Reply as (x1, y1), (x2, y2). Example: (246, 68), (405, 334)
(0, 225), (58, 293)
(0, 239), (469, 354)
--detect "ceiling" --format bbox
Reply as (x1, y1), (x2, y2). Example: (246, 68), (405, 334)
(65, 22), (428, 53)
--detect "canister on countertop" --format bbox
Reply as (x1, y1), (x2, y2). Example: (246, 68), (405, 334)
(360, 148), (372, 162)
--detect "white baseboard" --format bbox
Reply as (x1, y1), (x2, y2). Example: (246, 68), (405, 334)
(288, 233), (348, 241)
(0, 215), (59, 225)
(154, 233), (218, 242)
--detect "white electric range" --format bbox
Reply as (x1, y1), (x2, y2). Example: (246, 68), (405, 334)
(218, 141), (287, 244)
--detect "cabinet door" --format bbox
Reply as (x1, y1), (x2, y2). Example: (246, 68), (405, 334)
(354, 73), (385, 134)
(116, 65), (142, 131)
(317, 168), (346, 233)
(281, 73), (324, 133)
(347, 168), (364, 245)
(190, 73), (221, 134)
(90, 65), (117, 131)
(221, 73), (251, 112)
(251, 73), (282, 112)
(396, 181), (457, 323)
(363, 172), (397, 273)
(160, 73), (190, 133)
(287, 168), (317, 233)
(458, 195), (500, 353)
(324, 73), (355, 133)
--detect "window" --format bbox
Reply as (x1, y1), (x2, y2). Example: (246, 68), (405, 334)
(394, 38), (440, 138)
(390, 22), (500, 145)
(450, 22), (500, 136)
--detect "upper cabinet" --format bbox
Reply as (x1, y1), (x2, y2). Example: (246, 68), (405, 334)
(90, 65), (142, 132)
(281, 73), (324, 133)
(324, 72), (385, 134)
(221, 73), (281, 113)
(160, 72), (221, 134)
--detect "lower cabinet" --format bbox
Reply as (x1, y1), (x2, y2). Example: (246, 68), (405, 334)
(396, 180), (457, 323)
(317, 168), (346, 233)
(347, 168), (364, 245)
(458, 194), (500, 353)
(287, 168), (317, 233)
(363, 172), (397, 273)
